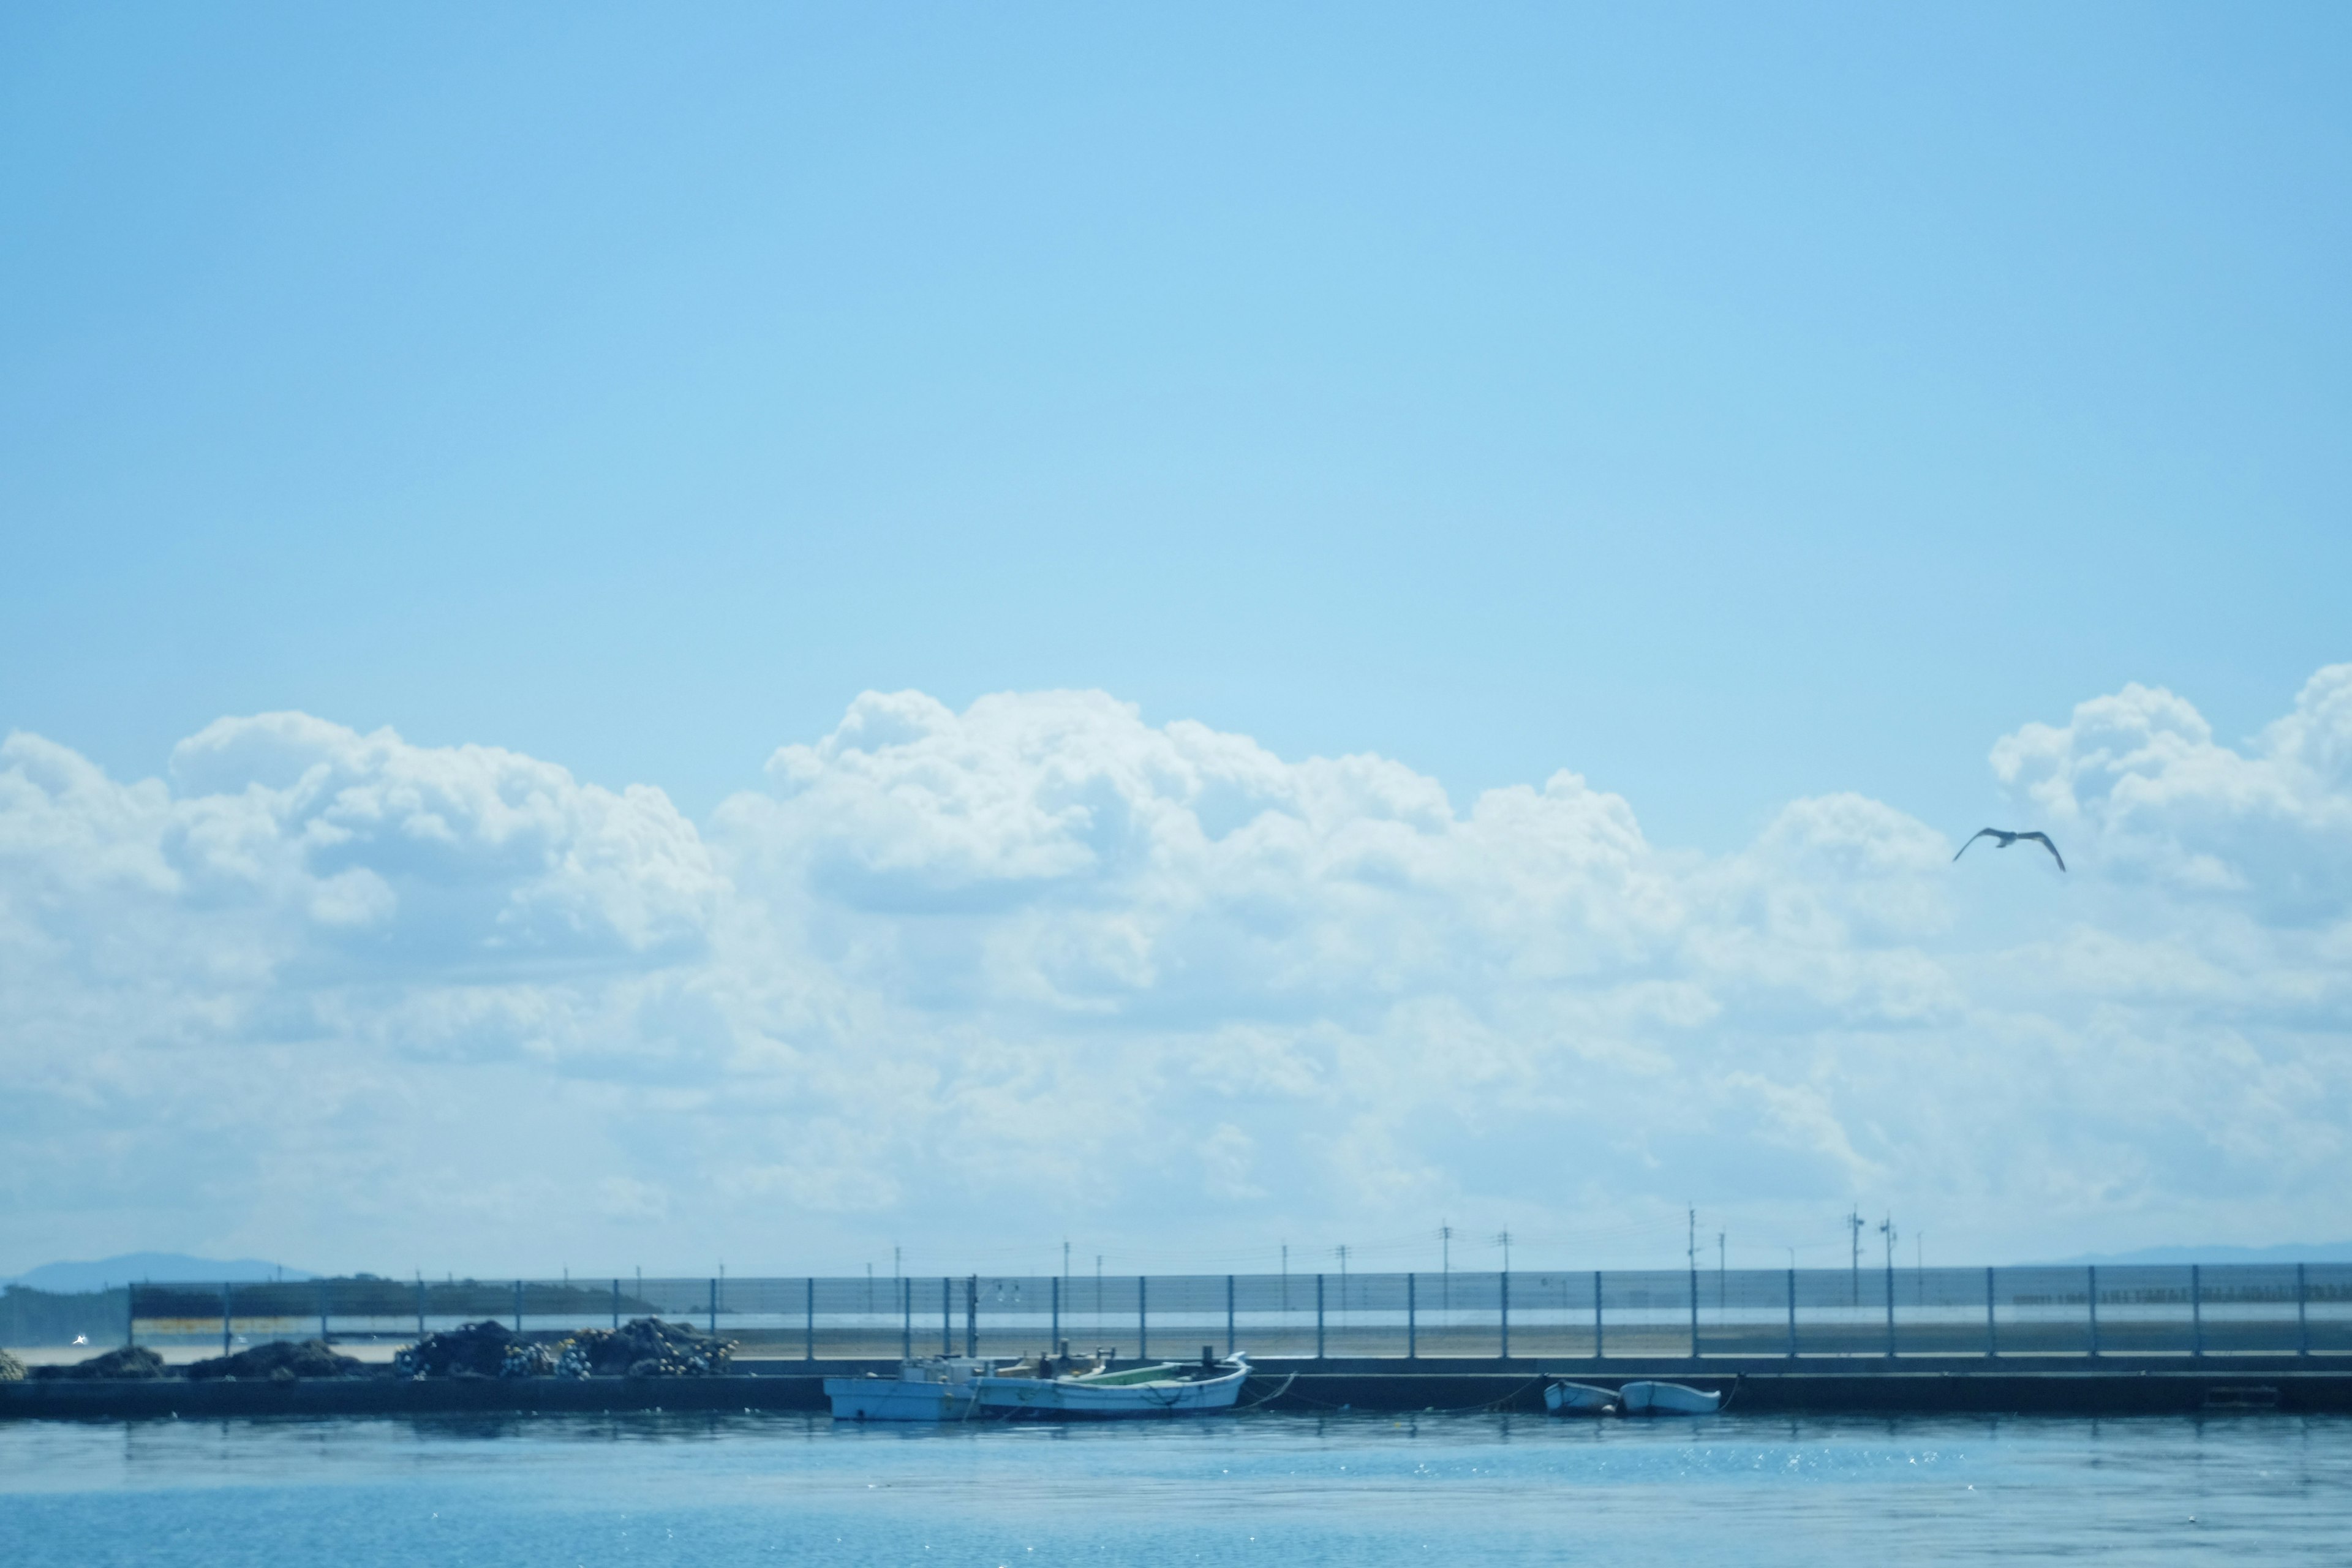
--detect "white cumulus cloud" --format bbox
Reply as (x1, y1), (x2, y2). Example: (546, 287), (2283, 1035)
(2, 670), (2348, 1275)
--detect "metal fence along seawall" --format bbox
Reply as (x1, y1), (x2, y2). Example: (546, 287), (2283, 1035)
(115, 1263), (2352, 1360)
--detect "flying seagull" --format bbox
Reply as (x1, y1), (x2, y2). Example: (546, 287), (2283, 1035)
(1953, 828), (2065, 872)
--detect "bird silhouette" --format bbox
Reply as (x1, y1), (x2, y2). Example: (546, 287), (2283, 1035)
(1954, 828), (2065, 872)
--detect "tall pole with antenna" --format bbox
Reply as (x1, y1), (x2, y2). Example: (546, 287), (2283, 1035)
(1717, 1231), (1726, 1319)
(1846, 1210), (1864, 1307)
(1439, 1223), (1453, 1310)
(1686, 1205), (1700, 1358)
(1878, 1215), (1898, 1357)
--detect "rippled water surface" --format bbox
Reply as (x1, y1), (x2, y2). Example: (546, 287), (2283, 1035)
(3, 1411), (2346, 1565)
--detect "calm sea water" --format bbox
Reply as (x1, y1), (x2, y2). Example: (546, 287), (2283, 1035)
(2, 1411), (2346, 1566)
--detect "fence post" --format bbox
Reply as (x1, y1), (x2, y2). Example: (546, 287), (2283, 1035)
(611, 1278), (620, 1330)
(1226, 1275), (1235, 1357)
(319, 1278), (330, 1344)
(2298, 1262), (2311, 1357)
(1137, 1276), (1148, 1361)
(902, 1277), (913, 1360)
(1786, 1267), (1797, 1359)
(2191, 1264), (2203, 1358)
(1883, 1254), (1896, 1359)
(2086, 1266), (2100, 1358)
(967, 1276), (978, 1357)
(941, 1277), (951, 1355)
(1594, 1270), (1604, 1359)
(514, 1280), (523, 1335)
(1501, 1270), (1510, 1360)
(1316, 1274), (1326, 1359)
(223, 1281), (233, 1354)
(805, 1278), (815, 1362)
(1407, 1273), (1417, 1360)
(1986, 1267), (1997, 1359)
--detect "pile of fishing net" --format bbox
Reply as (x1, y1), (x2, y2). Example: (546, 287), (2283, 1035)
(393, 1320), (554, 1379)
(551, 1317), (735, 1378)
(0, 1349), (23, 1381)
(188, 1338), (363, 1381)
(28, 1346), (167, 1380)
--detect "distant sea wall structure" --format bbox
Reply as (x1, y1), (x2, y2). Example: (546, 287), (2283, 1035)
(100, 1262), (2352, 1361)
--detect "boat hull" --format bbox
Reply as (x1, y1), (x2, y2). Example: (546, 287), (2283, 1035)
(1543, 1380), (1619, 1415)
(974, 1360), (1251, 1419)
(825, 1358), (1011, 1421)
(1617, 1380), (1722, 1415)
(823, 1376), (978, 1421)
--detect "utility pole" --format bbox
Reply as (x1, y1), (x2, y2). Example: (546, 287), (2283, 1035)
(1281, 1242), (1289, 1310)
(893, 1245), (901, 1282)
(1717, 1231), (1725, 1315)
(1336, 1244), (1349, 1308)
(1061, 1240), (1068, 1298)
(1878, 1214), (1899, 1355)
(1846, 1210), (1864, 1306)
(1439, 1222), (1453, 1310)
(1686, 1205), (1700, 1358)
(1494, 1231), (1512, 1273)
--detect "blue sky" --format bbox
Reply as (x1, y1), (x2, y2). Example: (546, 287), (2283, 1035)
(9, 2), (2346, 845)
(3, 4), (2348, 1275)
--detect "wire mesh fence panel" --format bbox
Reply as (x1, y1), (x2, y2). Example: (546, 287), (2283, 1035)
(1404, 1272), (1505, 1359)
(967, 1275), (1053, 1360)
(791, 1275), (905, 1359)
(1230, 1272), (1324, 1358)
(1789, 1267), (1888, 1357)
(2177, 1264), (2300, 1355)
(1312, 1272), (1398, 1358)
(2309, 1264), (2352, 1354)
(1698, 1270), (1798, 1358)
(2082, 1266), (2194, 1355)
(1597, 1270), (1697, 1359)
(1496, 1272), (1600, 1360)
(1992, 1267), (2099, 1356)
(107, 1265), (2352, 1361)
(1120, 1273), (1233, 1363)
(1036, 1273), (1142, 1360)
(1898, 1268), (2011, 1357)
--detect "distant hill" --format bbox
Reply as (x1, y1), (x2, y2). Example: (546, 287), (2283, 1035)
(2037, 1242), (2352, 1267)
(3, 1253), (314, 1294)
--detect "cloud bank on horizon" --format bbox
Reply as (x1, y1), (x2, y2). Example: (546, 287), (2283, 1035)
(4, 666), (2348, 1276)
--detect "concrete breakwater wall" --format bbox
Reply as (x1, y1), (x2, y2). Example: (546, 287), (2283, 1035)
(7, 1355), (2350, 1420)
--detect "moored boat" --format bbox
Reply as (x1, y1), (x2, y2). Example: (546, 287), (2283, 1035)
(1616, 1379), (1723, 1415)
(824, 1357), (1012, 1421)
(1543, 1379), (1620, 1416)
(974, 1348), (1252, 1419)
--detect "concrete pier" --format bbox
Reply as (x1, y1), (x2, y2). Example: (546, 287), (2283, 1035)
(7, 1354), (2348, 1420)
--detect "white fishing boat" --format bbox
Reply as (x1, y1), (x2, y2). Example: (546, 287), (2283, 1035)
(974, 1349), (1253, 1419)
(1617, 1379), (1723, 1415)
(824, 1357), (1012, 1421)
(1543, 1379), (1620, 1415)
